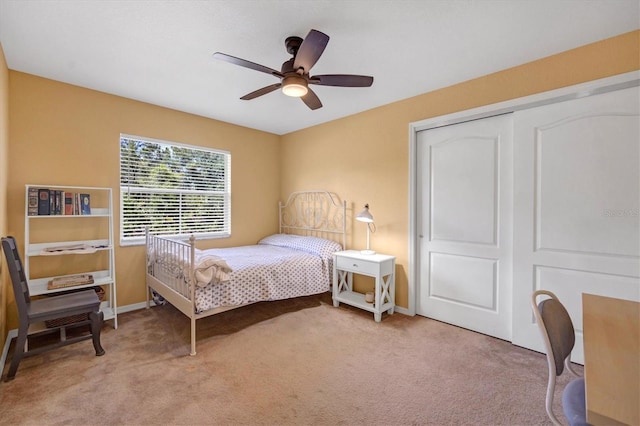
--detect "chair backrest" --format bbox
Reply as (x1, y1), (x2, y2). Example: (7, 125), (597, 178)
(532, 290), (576, 376)
(1, 237), (32, 322)
(531, 290), (578, 426)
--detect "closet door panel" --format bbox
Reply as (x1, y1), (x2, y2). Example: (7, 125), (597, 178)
(416, 113), (513, 340)
(536, 114), (639, 256)
(512, 86), (640, 363)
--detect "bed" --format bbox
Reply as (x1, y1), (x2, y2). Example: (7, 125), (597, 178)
(145, 190), (347, 355)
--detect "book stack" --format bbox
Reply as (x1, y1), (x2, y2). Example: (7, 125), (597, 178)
(48, 274), (95, 290)
(27, 188), (91, 216)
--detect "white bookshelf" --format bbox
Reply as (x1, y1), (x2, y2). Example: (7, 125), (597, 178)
(24, 184), (118, 328)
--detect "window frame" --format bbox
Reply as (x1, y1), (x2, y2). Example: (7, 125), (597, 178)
(119, 133), (231, 246)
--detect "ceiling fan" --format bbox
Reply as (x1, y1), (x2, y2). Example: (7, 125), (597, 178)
(212, 29), (374, 110)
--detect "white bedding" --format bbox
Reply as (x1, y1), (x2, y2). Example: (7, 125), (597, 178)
(149, 233), (342, 313)
(193, 244), (332, 312)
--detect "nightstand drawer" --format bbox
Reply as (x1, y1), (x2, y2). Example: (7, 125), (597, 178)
(336, 256), (378, 275)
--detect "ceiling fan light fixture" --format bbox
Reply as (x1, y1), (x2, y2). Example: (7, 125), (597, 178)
(282, 75), (308, 97)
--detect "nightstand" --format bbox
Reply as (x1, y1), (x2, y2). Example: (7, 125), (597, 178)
(332, 250), (395, 322)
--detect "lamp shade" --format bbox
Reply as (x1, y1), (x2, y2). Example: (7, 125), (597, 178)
(356, 204), (374, 223)
(282, 75), (308, 97)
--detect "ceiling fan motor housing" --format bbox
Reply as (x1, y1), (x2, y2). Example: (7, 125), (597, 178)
(281, 58), (296, 74)
(285, 36), (303, 55)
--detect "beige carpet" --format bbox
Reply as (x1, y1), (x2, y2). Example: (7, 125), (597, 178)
(0, 292), (575, 425)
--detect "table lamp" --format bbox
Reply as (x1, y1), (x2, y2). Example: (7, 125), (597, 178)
(356, 204), (376, 255)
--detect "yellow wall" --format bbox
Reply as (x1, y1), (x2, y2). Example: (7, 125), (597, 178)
(280, 30), (640, 308)
(2, 30), (638, 334)
(6, 72), (280, 330)
(0, 42), (9, 341)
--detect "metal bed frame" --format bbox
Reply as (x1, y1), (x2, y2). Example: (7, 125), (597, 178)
(145, 190), (346, 355)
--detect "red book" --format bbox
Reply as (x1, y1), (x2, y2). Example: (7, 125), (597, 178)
(64, 192), (74, 215)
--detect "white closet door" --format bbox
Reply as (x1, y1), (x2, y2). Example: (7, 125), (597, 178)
(416, 114), (513, 340)
(512, 86), (640, 363)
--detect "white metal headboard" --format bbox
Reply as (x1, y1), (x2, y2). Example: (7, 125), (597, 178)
(279, 190), (347, 249)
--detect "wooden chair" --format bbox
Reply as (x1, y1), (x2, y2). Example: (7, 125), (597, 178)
(1, 236), (105, 381)
(531, 290), (590, 426)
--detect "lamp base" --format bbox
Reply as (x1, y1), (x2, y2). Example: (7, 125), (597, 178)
(360, 249), (376, 255)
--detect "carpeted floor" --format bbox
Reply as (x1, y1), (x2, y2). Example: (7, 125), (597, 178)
(0, 292), (574, 425)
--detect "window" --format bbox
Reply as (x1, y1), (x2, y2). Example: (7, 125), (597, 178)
(119, 134), (231, 245)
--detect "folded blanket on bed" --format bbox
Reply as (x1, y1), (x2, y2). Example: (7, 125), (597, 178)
(194, 254), (233, 287)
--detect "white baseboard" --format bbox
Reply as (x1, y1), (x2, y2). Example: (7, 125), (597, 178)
(117, 301), (155, 314)
(394, 306), (411, 316)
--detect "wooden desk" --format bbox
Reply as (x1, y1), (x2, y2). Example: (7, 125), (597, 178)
(582, 293), (640, 426)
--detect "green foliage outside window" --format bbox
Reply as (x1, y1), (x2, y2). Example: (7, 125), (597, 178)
(120, 135), (230, 244)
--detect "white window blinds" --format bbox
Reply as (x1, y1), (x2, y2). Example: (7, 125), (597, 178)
(119, 134), (231, 244)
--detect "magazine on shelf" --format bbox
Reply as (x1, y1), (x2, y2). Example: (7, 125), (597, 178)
(40, 244), (98, 255)
(48, 274), (95, 290)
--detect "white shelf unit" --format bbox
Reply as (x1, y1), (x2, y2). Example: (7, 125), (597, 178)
(332, 250), (395, 322)
(24, 184), (118, 328)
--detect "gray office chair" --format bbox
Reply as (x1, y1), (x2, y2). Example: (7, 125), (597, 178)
(1, 236), (105, 381)
(531, 290), (590, 426)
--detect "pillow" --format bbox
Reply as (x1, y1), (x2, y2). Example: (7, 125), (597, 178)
(258, 233), (342, 259)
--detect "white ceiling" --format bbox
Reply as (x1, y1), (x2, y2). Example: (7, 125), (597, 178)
(0, 0), (638, 135)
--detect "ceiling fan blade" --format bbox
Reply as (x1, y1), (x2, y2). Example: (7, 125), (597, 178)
(213, 52), (284, 78)
(240, 83), (282, 100)
(310, 74), (374, 87)
(293, 29), (329, 73)
(301, 88), (322, 110)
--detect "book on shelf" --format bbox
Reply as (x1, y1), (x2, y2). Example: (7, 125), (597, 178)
(54, 190), (63, 215)
(49, 189), (62, 215)
(37, 188), (50, 215)
(74, 193), (80, 215)
(49, 189), (55, 214)
(64, 192), (74, 215)
(28, 187), (96, 215)
(48, 274), (95, 290)
(80, 193), (91, 215)
(27, 187), (39, 216)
